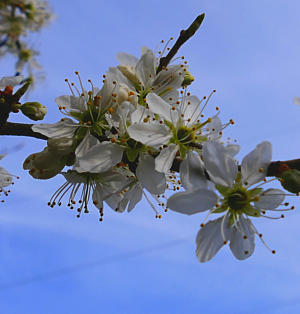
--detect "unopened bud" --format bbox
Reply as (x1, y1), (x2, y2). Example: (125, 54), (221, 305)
(280, 169), (300, 194)
(182, 70), (194, 87)
(47, 137), (74, 155)
(20, 102), (47, 121)
(23, 148), (66, 179)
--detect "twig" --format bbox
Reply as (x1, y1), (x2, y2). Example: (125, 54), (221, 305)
(156, 13), (205, 74)
(0, 122), (47, 140)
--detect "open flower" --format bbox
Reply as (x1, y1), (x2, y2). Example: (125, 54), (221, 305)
(32, 72), (125, 170)
(167, 141), (291, 262)
(110, 47), (185, 105)
(128, 91), (231, 173)
(48, 168), (134, 220)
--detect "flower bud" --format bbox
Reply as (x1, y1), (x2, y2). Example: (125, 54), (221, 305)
(182, 70), (194, 87)
(23, 148), (66, 179)
(280, 169), (300, 194)
(20, 102), (47, 121)
(47, 137), (74, 155)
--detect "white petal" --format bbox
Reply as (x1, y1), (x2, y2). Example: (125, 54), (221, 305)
(126, 184), (143, 212)
(136, 155), (166, 195)
(128, 123), (172, 146)
(205, 116), (222, 140)
(203, 141), (237, 187)
(0, 75), (23, 88)
(196, 215), (232, 263)
(92, 184), (104, 210)
(167, 189), (218, 215)
(155, 144), (178, 173)
(255, 188), (285, 210)
(77, 142), (123, 173)
(32, 118), (77, 138)
(229, 216), (255, 260)
(146, 93), (178, 123)
(180, 151), (208, 191)
(225, 144), (240, 157)
(131, 106), (154, 124)
(135, 49), (156, 88)
(241, 141), (272, 185)
(0, 167), (12, 187)
(55, 95), (86, 113)
(75, 133), (99, 158)
(116, 52), (139, 67)
(182, 96), (201, 125)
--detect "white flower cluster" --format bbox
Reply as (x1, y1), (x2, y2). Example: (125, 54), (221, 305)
(20, 45), (294, 262)
(0, 0), (53, 77)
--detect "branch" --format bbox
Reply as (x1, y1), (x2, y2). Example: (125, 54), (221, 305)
(156, 13), (205, 74)
(0, 122), (47, 140)
(1, 124), (300, 178)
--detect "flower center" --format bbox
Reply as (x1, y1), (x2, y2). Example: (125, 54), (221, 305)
(227, 189), (249, 211)
(176, 126), (194, 145)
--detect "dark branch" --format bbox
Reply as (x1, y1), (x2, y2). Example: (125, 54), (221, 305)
(156, 13), (205, 74)
(0, 122), (47, 140)
(1, 122), (300, 178)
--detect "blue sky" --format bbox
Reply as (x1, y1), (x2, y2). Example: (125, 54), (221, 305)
(0, 1), (300, 313)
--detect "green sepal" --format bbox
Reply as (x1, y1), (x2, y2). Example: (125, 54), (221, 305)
(164, 120), (174, 129)
(215, 184), (231, 196)
(248, 187), (263, 199)
(178, 144), (187, 159)
(70, 111), (82, 121)
(212, 204), (228, 213)
(126, 148), (139, 162)
(242, 204), (261, 217)
(91, 123), (103, 136)
(74, 127), (88, 146)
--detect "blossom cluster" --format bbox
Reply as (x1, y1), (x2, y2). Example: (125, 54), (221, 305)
(12, 43), (294, 262)
(0, 0), (53, 78)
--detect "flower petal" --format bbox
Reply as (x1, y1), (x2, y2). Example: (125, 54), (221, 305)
(0, 75), (23, 88)
(225, 144), (240, 157)
(77, 142), (123, 173)
(196, 215), (232, 262)
(128, 123), (172, 146)
(255, 188), (285, 210)
(203, 141), (237, 187)
(167, 189), (218, 215)
(135, 49), (156, 88)
(155, 144), (178, 173)
(116, 52), (139, 67)
(229, 216), (255, 260)
(32, 118), (76, 138)
(0, 167), (12, 187)
(75, 133), (99, 158)
(146, 92), (178, 123)
(136, 154), (166, 195)
(241, 141), (272, 185)
(180, 151), (208, 191)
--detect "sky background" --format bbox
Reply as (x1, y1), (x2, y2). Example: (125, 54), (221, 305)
(0, 0), (300, 313)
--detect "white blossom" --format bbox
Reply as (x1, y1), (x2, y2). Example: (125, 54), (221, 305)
(167, 141), (290, 262)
